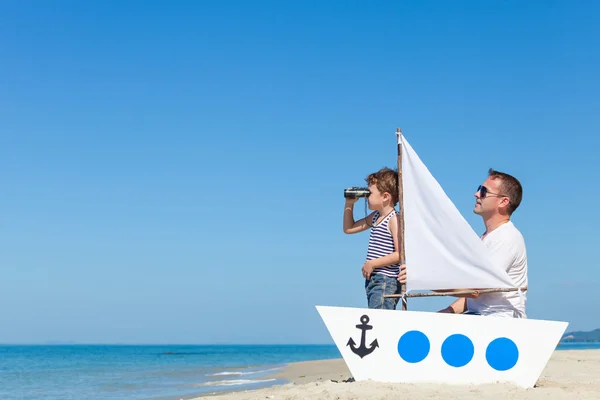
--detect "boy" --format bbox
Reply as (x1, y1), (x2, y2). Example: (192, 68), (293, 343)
(343, 167), (402, 309)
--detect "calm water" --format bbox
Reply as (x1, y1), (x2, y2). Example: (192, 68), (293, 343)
(0, 345), (341, 400)
(0, 343), (597, 400)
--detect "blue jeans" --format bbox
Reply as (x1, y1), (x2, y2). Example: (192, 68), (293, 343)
(365, 273), (401, 309)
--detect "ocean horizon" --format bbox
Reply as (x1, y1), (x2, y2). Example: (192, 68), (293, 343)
(1, 343), (598, 400)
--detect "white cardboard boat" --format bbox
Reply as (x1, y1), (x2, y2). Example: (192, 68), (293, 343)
(316, 129), (568, 389)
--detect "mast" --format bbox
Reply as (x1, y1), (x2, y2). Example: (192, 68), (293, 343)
(396, 128), (407, 311)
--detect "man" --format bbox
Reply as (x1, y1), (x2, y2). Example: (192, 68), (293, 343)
(398, 168), (528, 318)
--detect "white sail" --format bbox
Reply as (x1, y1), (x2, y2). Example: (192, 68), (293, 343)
(397, 132), (515, 292)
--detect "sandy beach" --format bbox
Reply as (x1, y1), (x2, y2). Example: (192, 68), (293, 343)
(193, 349), (600, 399)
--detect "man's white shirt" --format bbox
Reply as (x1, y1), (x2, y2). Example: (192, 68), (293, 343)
(467, 221), (528, 318)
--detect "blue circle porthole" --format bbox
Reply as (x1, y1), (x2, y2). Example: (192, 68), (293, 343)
(441, 334), (474, 367)
(397, 330), (430, 363)
(486, 337), (519, 371)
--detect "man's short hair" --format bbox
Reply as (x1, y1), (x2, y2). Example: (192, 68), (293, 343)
(366, 167), (399, 205)
(488, 168), (522, 215)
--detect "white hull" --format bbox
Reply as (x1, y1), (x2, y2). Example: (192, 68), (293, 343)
(316, 305), (568, 388)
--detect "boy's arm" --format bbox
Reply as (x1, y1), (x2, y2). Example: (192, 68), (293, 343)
(343, 199), (375, 234)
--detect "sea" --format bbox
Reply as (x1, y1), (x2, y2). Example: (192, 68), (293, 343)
(1, 343), (598, 400)
(0, 344), (341, 400)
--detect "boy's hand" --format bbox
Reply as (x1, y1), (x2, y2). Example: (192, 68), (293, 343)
(345, 198), (359, 205)
(397, 264), (406, 284)
(362, 260), (374, 279)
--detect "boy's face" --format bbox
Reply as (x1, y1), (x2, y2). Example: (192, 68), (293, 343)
(367, 184), (387, 210)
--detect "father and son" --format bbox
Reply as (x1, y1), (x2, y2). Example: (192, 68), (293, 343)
(343, 167), (527, 318)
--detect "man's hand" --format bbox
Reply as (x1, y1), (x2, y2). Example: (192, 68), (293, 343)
(397, 264), (406, 284)
(362, 261), (374, 279)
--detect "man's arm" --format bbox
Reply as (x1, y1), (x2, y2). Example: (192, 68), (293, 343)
(397, 267), (471, 313)
(343, 199), (375, 234)
(397, 266), (480, 298)
(437, 233), (519, 298)
(438, 297), (468, 314)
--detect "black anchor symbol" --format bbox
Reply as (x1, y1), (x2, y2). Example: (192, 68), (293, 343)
(347, 314), (379, 358)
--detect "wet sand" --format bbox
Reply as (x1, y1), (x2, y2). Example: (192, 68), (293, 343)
(192, 349), (600, 399)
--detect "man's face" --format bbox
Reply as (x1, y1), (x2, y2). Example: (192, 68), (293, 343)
(473, 177), (507, 216)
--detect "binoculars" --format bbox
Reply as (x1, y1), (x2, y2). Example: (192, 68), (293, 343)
(344, 187), (371, 199)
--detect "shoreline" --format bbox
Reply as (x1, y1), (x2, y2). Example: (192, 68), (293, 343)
(191, 349), (600, 399)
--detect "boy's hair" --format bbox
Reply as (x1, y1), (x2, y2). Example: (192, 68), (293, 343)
(488, 168), (523, 215)
(366, 167), (399, 205)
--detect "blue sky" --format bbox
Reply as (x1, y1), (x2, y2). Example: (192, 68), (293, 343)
(1, 0), (598, 344)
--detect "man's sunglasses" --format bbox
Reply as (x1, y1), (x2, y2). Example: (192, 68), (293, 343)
(477, 185), (507, 199)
